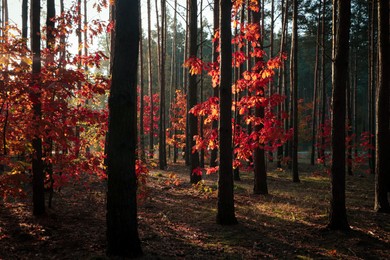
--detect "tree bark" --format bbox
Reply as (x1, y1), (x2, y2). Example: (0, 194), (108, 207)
(290, 0), (300, 182)
(368, 0), (376, 175)
(22, 0), (28, 39)
(170, 0), (178, 163)
(158, 0), (167, 170)
(147, 0), (154, 159)
(188, 0), (201, 183)
(374, 0), (390, 213)
(327, 0), (351, 230)
(311, 3), (321, 166)
(319, 0), (327, 163)
(139, 4), (145, 161)
(106, 0), (143, 257)
(216, 0), (237, 226)
(276, 0), (287, 168)
(252, 6), (268, 195)
(31, 0), (45, 217)
(209, 0), (219, 167)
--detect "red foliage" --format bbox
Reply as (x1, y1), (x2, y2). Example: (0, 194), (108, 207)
(0, 5), (149, 198)
(187, 6), (290, 173)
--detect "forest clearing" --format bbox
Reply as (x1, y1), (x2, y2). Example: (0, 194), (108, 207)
(1, 0), (389, 258)
(1, 161), (389, 259)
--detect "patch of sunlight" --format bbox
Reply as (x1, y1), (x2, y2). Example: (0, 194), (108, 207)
(303, 175), (329, 183)
(253, 202), (304, 223)
(296, 255), (314, 260)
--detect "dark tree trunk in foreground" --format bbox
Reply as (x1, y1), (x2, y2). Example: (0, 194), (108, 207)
(252, 6), (268, 195)
(290, 0), (300, 182)
(31, 0), (45, 217)
(374, 0), (390, 213)
(327, 0), (350, 230)
(209, 0), (220, 167)
(216, 0), (237, 226)
(22, 0), (28, 39)
(106, 0), (142, 257)
(188, 0), (201, 183)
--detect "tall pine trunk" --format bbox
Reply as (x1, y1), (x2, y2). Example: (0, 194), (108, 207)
(106, 0), (143, 257)
(139, 4), (145, 161)
(311, 3), (321, 166)
(217, 0), (237, 225)
(327, 0), (351, 230)
(22, 0), (28, 39)
(374, 0), (390, 213)
(252, 5), (268, 195)
(147, 0), (154, 159)
(31, 0), (45, 217)
(188, 0), (200, 183)
(209, 0), (219, 167)
(290, 0), (300, 182)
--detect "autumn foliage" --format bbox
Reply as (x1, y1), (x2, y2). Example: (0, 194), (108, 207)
(185, 3), (290, 174)
(0, 3), (153, 199)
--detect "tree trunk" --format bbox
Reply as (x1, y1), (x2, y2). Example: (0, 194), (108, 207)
(374, 0), (390, 213)
(268, 0), (274, 163)
(290, 0), (300, 182)
(233, 4), (245, 181)
(188, 0), (201, 183)
(147, 0), (154, 159)
(46, 0), (55, 209)
(311, 3), (321, 166)
(106, 0), (143, 257)
(216, 0), (237, 225)
(158, 0), (167, 170)
(31, 0), (45, 217)
(170, 0), (178, 163)
(346, 59), (353, 176)
(184, 0), (190, 166)
(252, 6), (268, 195)
(199, 0), (205, 168)
(277, 0), (287, 168)
(327, 0), (351, 230)
(319, 0), (327, 164)
(22, 0), (28, 39)
(209, 0), (219, 167)
(368, 0), (376, 175)
(139, 4), (145, 161)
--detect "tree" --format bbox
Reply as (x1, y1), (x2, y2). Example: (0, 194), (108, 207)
(188, 0), (201, 183)
(368, 0), (376, 175)
(139, 3), (145, 160)
(158, 0), (167, 170)
(310, 2), (321, 166)
(374, 0), (390, 213)
(252, 3), (268, 195)
(209, 0), (219, 167)
(147, 0), (154, 159)
(31, 0), (45, 217)
(290, 0), (300, 182)
(22, 0), (28, 39)
(327, 0), (351, 230)
(106, 0), (143, 257)
(216, 0), (237, 226)
(46, 0), (55, 208)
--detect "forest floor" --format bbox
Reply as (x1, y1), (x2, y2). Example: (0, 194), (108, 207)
(0, 161), (389, 259)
